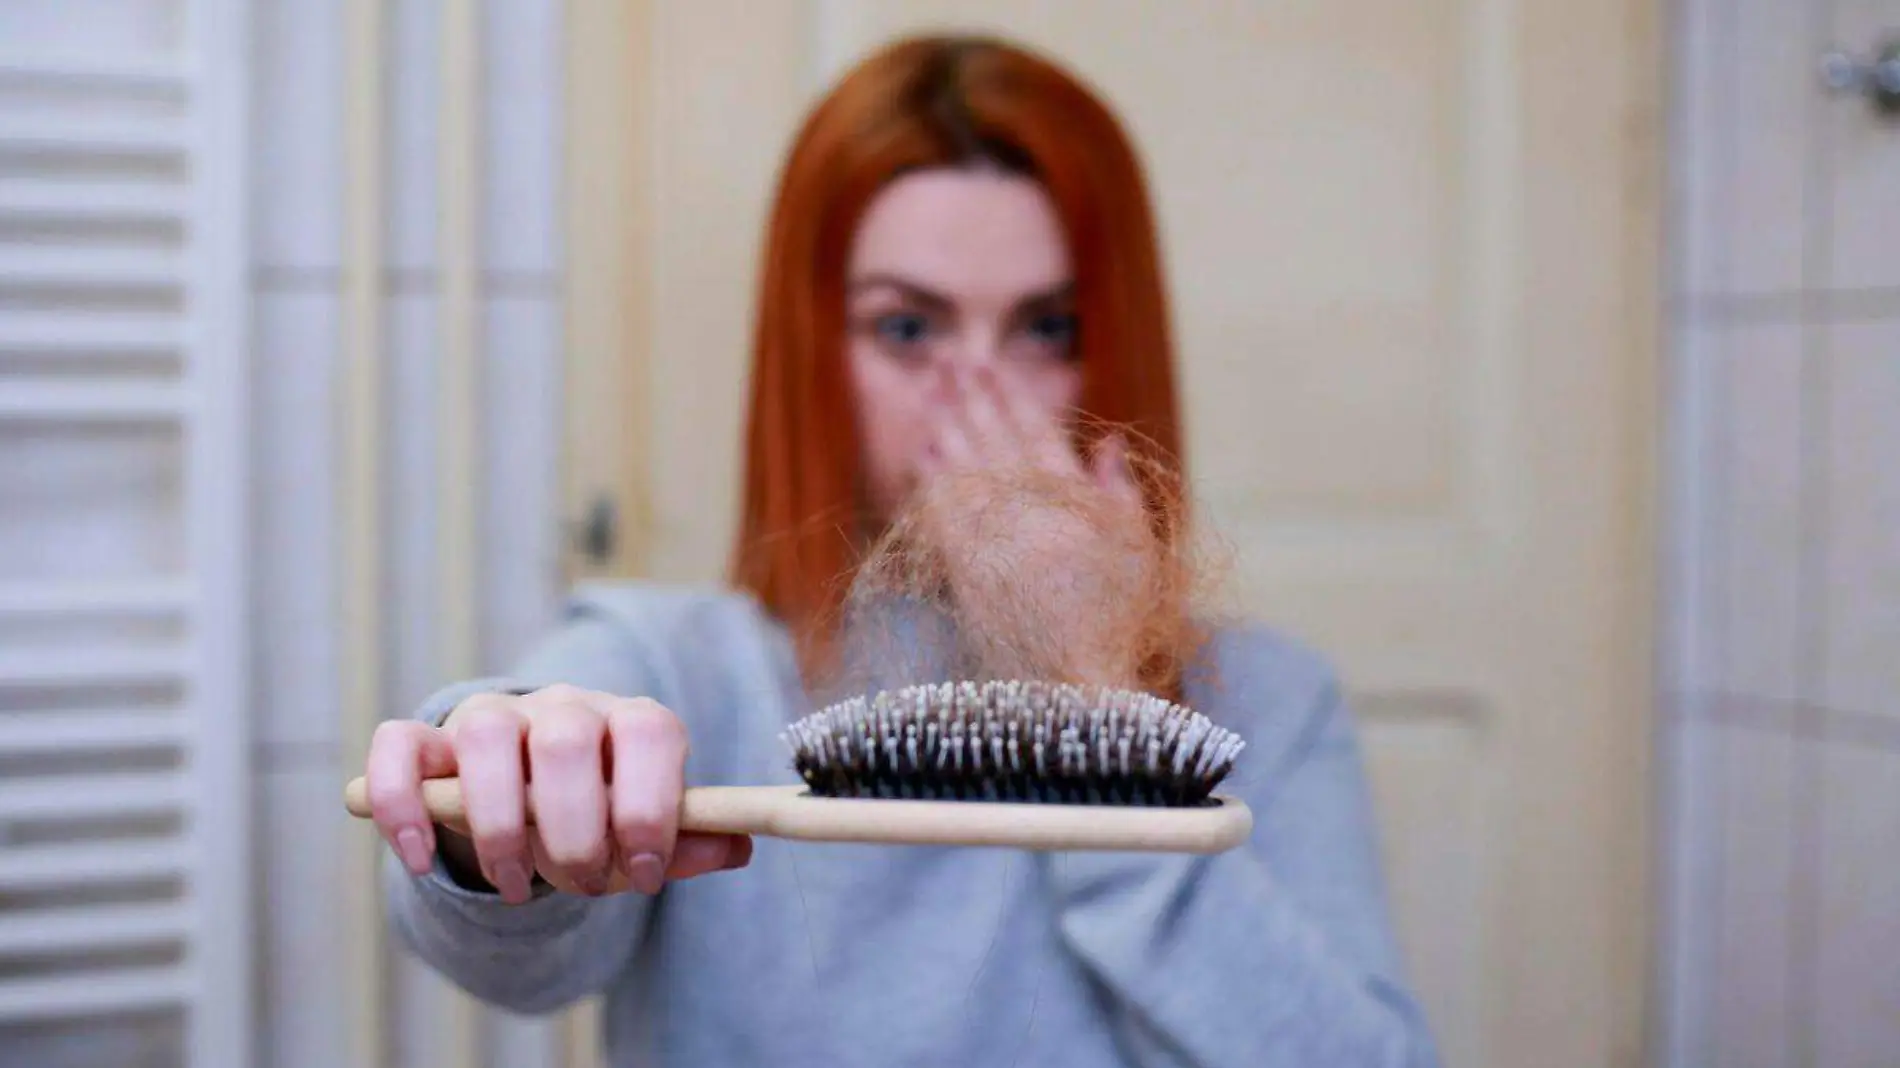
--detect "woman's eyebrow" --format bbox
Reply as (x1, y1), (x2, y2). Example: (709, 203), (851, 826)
(848, 274), (1076, 314)
(1012, 281), (1076, 313)
(846, 273), (953, 310)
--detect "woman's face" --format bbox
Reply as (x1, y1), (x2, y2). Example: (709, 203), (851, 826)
(845, 166), (1083, 520)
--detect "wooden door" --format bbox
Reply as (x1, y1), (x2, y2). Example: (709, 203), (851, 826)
(562, 3), (1660, 1065)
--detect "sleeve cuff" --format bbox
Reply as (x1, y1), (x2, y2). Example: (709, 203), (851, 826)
(394, 851), (591, 935)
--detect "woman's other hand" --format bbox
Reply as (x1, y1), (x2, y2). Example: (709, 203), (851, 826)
(908, 363), (1157, 687)
(364, 685), (752, 904)
(915, 362), (1141, 510)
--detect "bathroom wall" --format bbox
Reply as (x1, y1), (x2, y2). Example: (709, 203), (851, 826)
(248, 4), (570, 1068)
(1662, 0), (1900, 1063)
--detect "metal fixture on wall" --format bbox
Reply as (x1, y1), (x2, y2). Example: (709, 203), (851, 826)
(572, 495), (618, 567)
(1821, 36), (1900, 116)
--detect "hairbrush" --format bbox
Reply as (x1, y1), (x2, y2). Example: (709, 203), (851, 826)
(343, 679), (1251, 854)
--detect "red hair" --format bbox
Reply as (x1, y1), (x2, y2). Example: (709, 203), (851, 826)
(728, 33), (1188, 686)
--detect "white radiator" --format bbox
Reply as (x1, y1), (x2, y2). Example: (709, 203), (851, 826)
(0, 2), (252, 1065)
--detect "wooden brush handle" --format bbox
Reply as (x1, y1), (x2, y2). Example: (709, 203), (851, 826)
(342, 777), (1251, 854)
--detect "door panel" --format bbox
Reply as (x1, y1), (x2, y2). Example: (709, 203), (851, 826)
(568, 3), (1659, 1065)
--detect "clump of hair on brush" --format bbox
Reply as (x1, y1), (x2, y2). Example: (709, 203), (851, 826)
(816, 421), (1239, 709)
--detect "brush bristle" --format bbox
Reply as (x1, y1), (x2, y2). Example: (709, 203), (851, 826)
(780, 680), (1246, 807)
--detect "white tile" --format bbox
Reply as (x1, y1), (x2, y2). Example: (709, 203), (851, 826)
(387, 294), (442, 714)
(1822, 321), (1900, 718)
(1828, 1), (1900, 290)
(480, 295), (565, 672)
(485, 1014), (565, 1068)
(1814, 738), (1900, 1066)
(1708, 718), (1799, 1068)
(1675, 0), (1733, 295)
(390, 954), (485, 1068)
(481, 0), (564, 276)
(387, 0), (443, 274)
(253, 292), (340, 748)
(252, 2), (344, 272)
(255, 765), (349, 1068)
(1660, 716), (1722, 1065)
(1724, 0), (1815, 295)
(1715, 325), (1806, 701)
(1667, 321), (1727, 696)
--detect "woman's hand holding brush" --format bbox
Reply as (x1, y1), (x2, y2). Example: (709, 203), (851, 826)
(362, 685), (753, 905)
(349, 366), (1254, 873)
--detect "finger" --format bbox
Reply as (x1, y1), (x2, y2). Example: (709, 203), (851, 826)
(929, 365), (979, 470)
(955, 362), (1016, 460)
(365, 719), (458, 875)
(665, 833), (754, 881)
(1091, 433), (1144, 509)
(604, 697), (690, 895)
(979, 364), (1080, 476)
(446, 694), (535, 903)
(524, 833), (747, 898)
(525, 832), (604, 896)
(522, 685), (614, 895)
(913, 439), (945, 484)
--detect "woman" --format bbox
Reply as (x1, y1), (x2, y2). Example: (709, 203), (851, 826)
(366, 33), (1441, 1067)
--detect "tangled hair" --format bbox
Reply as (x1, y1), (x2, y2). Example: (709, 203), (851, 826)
(809, 424), (1238, 708)
(726, 33), (1203, 698)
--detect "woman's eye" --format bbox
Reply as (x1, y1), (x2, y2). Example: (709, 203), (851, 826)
(873, 312), (932, 346)
(1025, 313), (1078, 350)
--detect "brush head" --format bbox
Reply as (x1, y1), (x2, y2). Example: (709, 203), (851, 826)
(781, 680), (1246, 807)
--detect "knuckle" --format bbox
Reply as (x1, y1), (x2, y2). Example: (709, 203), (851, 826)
(448, 691), (514, 723)
(468, 827), (525, 862)
(613, 802), (673, 849)
(529, 682), (592, 707)
(453, 706), (524, 749)
(609, 699), (689, 753)
(528, 713), (604, 759)
(365, 778), (413, 819)
(470, 805), (529, 844)
(540, 837), (609, 871)
(474, 820), (528, 852)
(520, 685), (608, 732)
(370, 719), (417, 748)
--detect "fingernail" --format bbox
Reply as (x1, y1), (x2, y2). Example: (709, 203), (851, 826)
(626, 852), (666, 895)
(578, 868), (613, 897)
(493, 861), (532, 904)
(395, 827), (431, 875)
(723, 839), (755, 870)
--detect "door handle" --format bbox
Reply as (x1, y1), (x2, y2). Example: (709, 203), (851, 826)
(572, 494), (618, 566)
(1821, 38), (1900, 116)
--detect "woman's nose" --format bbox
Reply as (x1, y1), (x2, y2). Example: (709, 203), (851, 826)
(944, 329), (1003, 373)
(925, 351), (988, 405)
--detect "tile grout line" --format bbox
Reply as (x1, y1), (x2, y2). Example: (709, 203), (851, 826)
(250, 266), (564, 297)
(1676, 286), (1900, 325)
(1687, 690), (1900, 750)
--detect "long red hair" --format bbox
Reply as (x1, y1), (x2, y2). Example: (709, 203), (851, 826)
(728, 33), (1188, 688)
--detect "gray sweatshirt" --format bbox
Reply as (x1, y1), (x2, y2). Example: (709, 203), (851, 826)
(382, 583), (1442, 1066)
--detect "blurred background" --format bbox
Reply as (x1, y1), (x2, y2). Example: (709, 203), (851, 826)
(0, 2), (1892, 1067)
